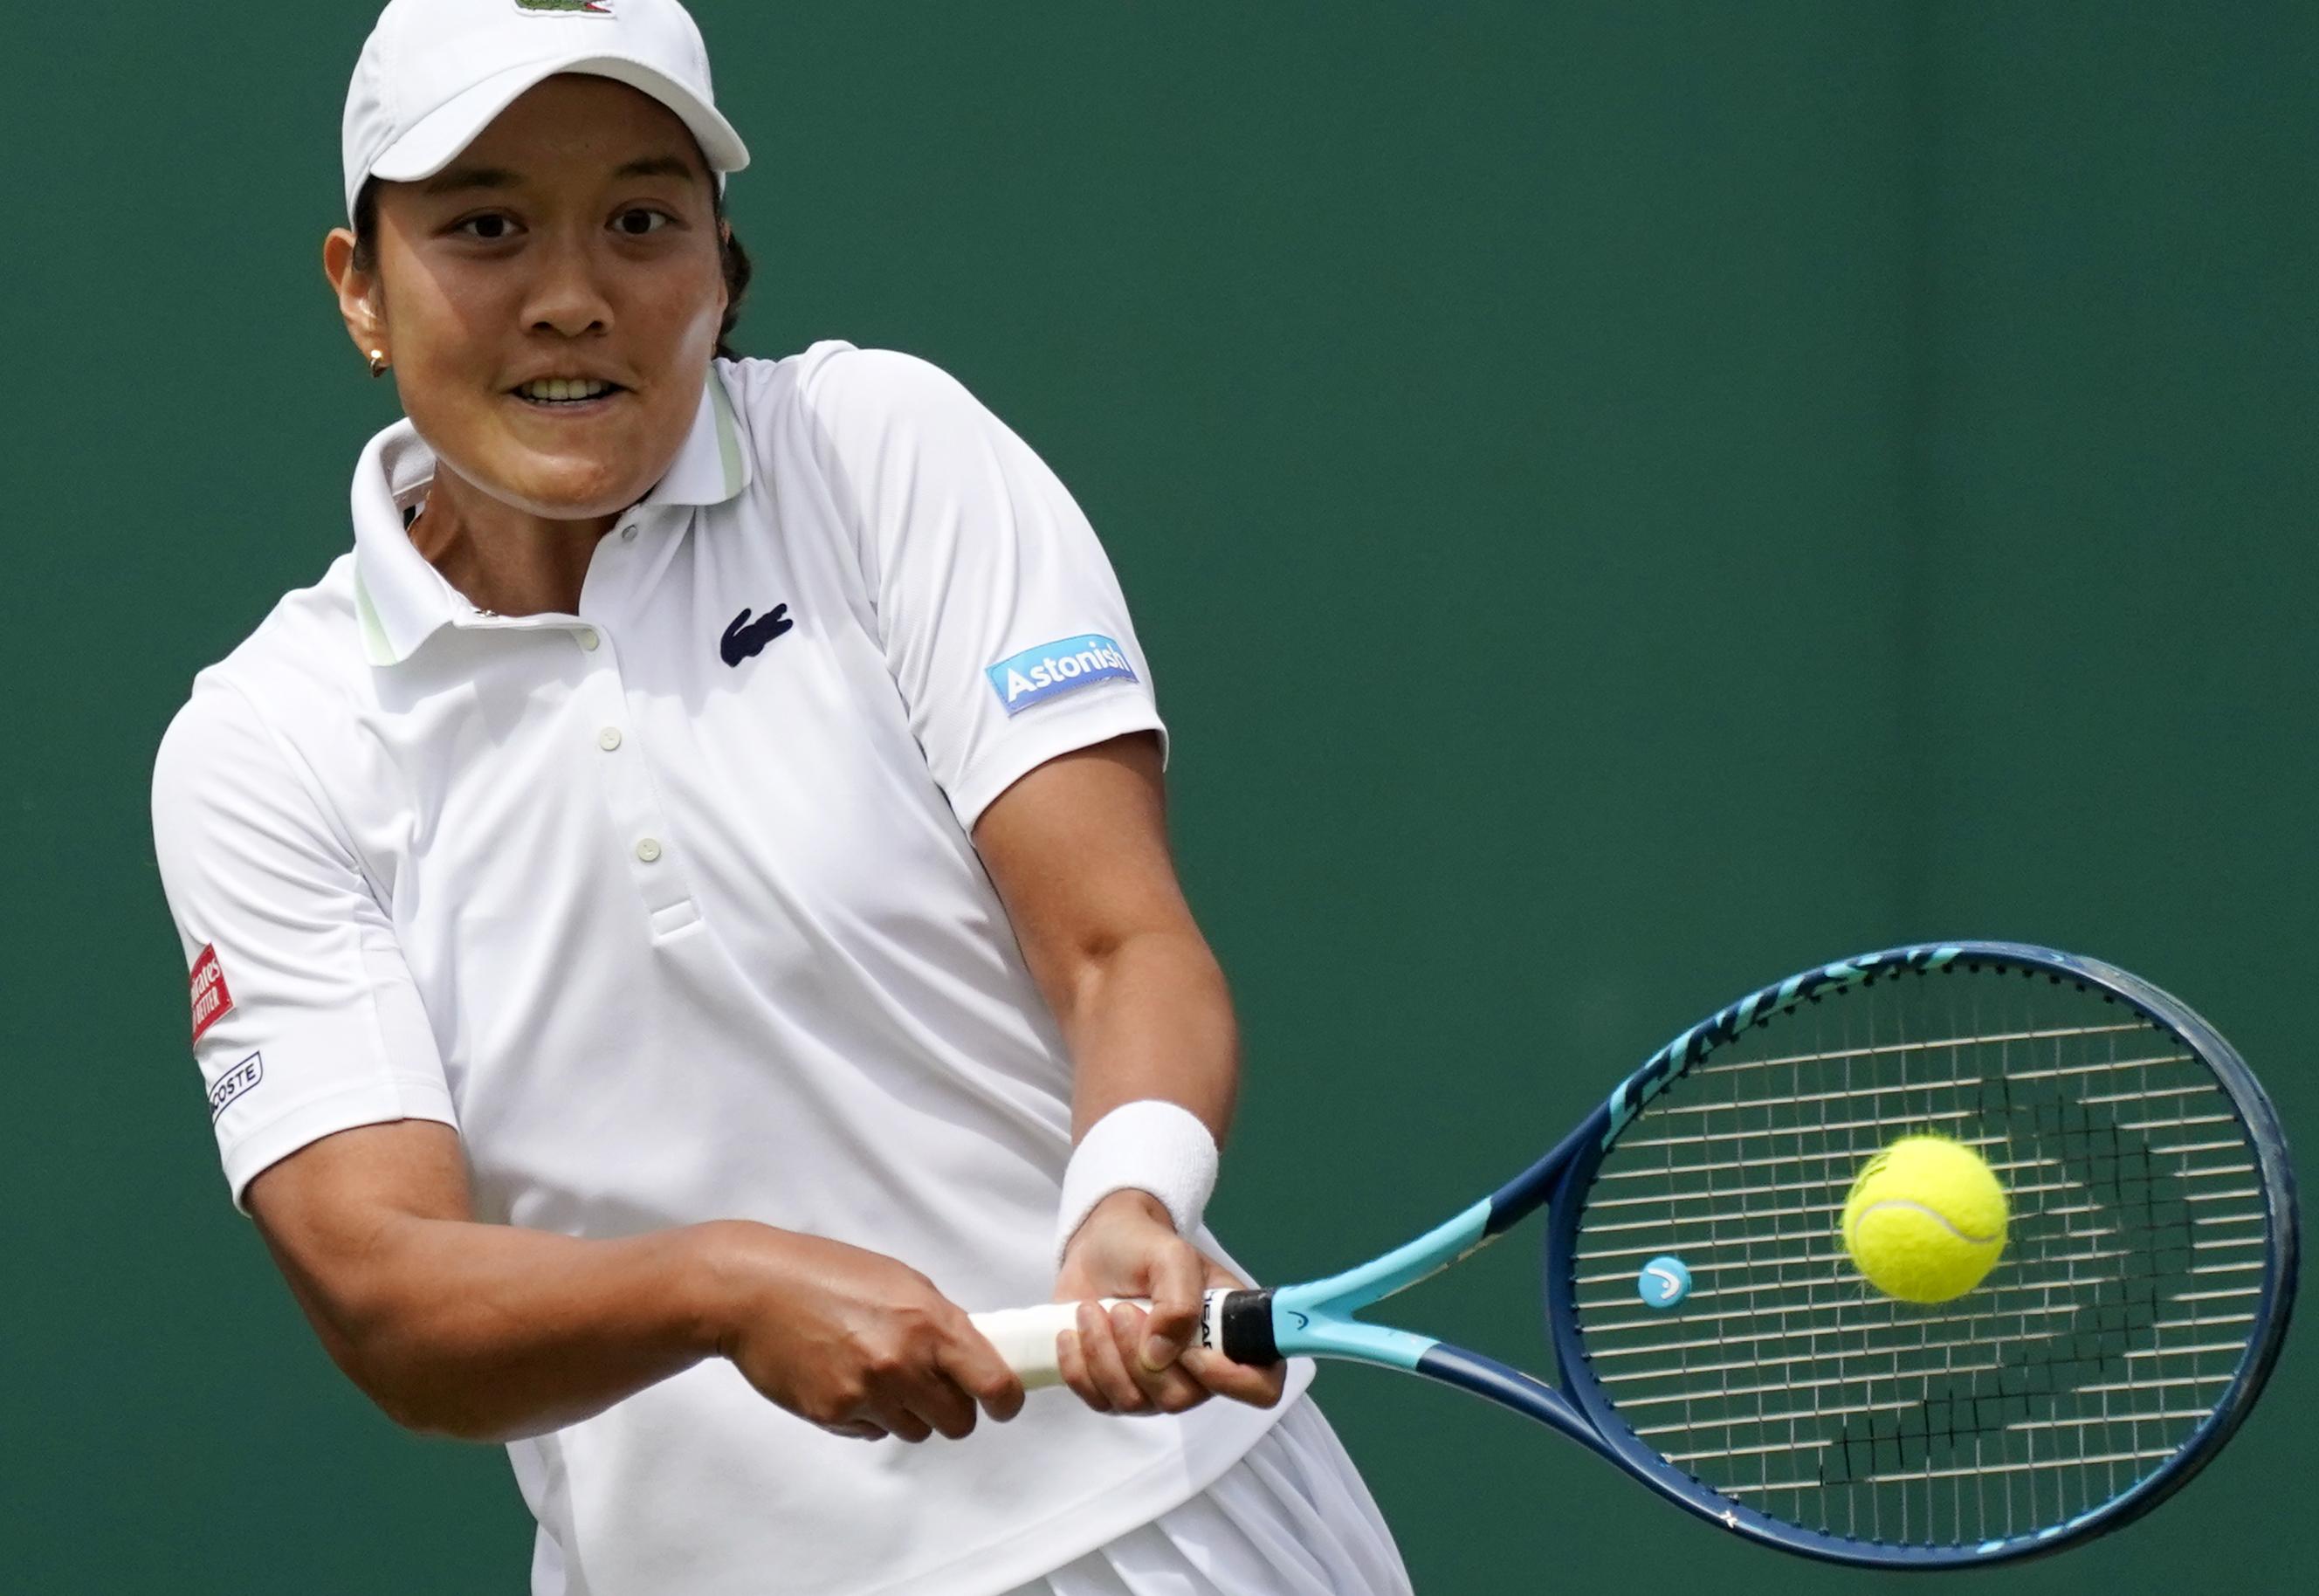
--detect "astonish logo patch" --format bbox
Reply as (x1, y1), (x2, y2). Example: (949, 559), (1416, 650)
(986, 634), (1138, 716)
(189, 944), (234, 1043)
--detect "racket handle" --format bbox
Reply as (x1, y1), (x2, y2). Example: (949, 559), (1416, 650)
(970, 1288), (1273, 1389)
(969, 1299), (1125, 1390)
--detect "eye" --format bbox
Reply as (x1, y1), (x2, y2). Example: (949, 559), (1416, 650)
(452, 213), (520, 242)
(614, 208), (673, 237)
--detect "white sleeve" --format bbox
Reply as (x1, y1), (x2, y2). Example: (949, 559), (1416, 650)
(150, 682), (457, 1212)
(802, 347), (1167, 829)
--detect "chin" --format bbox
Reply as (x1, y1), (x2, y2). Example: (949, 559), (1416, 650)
(413, 401), (679, 523)
(492, 456), (656, 520)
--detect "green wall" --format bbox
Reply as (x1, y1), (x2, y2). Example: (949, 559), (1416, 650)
(3, 3), (2309, 1591)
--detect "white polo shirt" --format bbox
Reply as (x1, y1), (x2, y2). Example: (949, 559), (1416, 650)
(150, 342), (1315, 1596)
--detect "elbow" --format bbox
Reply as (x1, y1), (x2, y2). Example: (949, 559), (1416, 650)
(332, 1333), (470, 1439)
(352, 1360), (449, 1438)
(396, 1407), (539, 1447)
(363, 1373), (458, 1438)
(287, 1261), (595, 1445)
(351, 1352), (534, 1444)
(1053, 925), (1230, 1027)
(306, 1290), (512, 1443)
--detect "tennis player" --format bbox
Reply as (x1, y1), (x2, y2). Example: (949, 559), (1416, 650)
(149, 3), (1410, 1593)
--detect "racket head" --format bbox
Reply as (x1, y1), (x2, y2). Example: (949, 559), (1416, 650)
(1543, 942), (2296, 1567)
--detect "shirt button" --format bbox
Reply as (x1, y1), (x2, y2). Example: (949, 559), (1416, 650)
(577, 628), (601, 651)
(620, 525), (638, 543)
(597, 726), (623, 752)
(635, 837), (663, 863)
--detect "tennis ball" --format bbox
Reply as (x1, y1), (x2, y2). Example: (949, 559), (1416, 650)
(1840, 1135), (2008, 1304)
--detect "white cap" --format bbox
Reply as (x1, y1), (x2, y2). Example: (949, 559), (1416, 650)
(341, 0), (750, 222)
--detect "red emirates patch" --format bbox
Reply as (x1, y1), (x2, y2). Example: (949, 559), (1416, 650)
(189, 944), (235, 1043)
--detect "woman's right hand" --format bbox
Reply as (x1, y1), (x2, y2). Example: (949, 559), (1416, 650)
(703, 1222), (1027, 1442)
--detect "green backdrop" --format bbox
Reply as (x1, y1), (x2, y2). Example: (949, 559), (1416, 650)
(4, 3), (2310, 1591)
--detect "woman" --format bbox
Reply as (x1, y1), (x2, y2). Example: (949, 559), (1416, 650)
(149, 3), (1411, 1593)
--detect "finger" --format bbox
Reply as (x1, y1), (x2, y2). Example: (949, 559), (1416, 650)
(824, 1420), (888, 1441)
(942, 1316), (1028, 1423)
(1077, 1299), (1152, 1413)
(1139, 1243), (1207, 1372)
(1056, 1325), (1112, 1414)
(1110, 1302), (1211, 1415)
(1179, 1344), (1288, 1408)
(871, 1403), (934, 1444)
(1201, 1262), (1253, 1297)
(906, 1372), (981, 1441)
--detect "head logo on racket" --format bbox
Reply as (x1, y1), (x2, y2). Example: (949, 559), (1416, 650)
(1637, 1255), (1692, 1310)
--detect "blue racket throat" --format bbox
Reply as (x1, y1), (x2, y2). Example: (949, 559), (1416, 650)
(1194, 942), (2296, 1570)
(1215, 1201), (1492, 1370)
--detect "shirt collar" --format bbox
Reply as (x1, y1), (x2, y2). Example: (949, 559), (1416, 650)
(642, 359), (754, 509)
(351, 364), (754, 667)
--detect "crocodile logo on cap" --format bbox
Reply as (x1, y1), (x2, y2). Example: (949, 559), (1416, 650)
(515, 0), (615, 15)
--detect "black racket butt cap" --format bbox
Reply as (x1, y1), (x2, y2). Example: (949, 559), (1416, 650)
(1218, 1288), (1280, 1365)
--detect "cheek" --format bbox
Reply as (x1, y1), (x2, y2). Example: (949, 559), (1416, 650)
(666, 270), (727, 357)
(383, 272), (507, 389)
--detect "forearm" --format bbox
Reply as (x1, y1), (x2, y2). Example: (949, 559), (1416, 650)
(1043, 932), (1287, 1415)
(1054, 928), (1239, 1142)
(271, 1213), (757, 1443)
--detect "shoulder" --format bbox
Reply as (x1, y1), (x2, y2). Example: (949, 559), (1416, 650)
(718, 342), (996, 455)
(155, 554), (369, 791)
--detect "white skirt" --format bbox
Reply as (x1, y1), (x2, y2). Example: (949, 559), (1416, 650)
(1008, 1397), (1413, 1596)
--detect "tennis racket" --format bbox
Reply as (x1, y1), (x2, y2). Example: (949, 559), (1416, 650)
(969, 942), (2298, 1568)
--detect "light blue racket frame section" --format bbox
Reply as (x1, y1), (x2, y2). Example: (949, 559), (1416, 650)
(1249, 941), (2301, 1568)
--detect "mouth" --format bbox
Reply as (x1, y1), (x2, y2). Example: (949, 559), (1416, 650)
(511, 377), (628, 409)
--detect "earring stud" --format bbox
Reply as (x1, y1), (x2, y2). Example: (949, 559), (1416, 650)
(367, 348), (389, 378)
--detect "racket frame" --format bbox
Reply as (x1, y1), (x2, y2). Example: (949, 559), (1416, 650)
(1240, 941), (2298, 1567)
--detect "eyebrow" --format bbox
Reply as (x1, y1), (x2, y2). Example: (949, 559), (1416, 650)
(611, 155), (701, 183)
(417, 155), (701, 197)
(420, 165), (522, 197)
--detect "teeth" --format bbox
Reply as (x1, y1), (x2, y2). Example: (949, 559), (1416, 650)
(520, 378), (614, 402)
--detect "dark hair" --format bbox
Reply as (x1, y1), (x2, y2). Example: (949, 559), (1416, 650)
(348, 174), (754, 360)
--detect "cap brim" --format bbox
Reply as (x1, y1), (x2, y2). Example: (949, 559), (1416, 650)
(368, 52), (750, 192)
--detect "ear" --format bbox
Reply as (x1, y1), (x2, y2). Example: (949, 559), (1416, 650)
(322, 227), (389, 366)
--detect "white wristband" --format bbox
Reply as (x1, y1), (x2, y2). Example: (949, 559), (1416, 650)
(1055, 1100), (1220, 1266)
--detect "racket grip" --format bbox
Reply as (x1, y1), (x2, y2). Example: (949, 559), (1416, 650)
(969, 1288), (1273, 1390)
(969, 1299), (1126, 1390)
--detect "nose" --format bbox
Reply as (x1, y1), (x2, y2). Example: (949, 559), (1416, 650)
(522, 233), (614, 339)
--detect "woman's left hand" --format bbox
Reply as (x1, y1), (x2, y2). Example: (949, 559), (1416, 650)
(1051, 1189), (1288, 1417)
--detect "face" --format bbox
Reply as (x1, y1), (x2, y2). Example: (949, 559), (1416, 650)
(327, 76), (728, 522)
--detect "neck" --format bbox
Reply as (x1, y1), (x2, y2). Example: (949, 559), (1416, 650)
(408, 465), (621, 618)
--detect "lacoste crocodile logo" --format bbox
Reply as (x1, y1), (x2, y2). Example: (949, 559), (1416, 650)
(721, 603), (794, 666)
(515, 0), (614, 16)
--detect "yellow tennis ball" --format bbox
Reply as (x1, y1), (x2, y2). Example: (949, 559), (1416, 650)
(1840, 1134), (2008, 1304)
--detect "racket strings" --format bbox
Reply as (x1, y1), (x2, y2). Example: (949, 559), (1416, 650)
(1566, 965), (2268, 1551)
